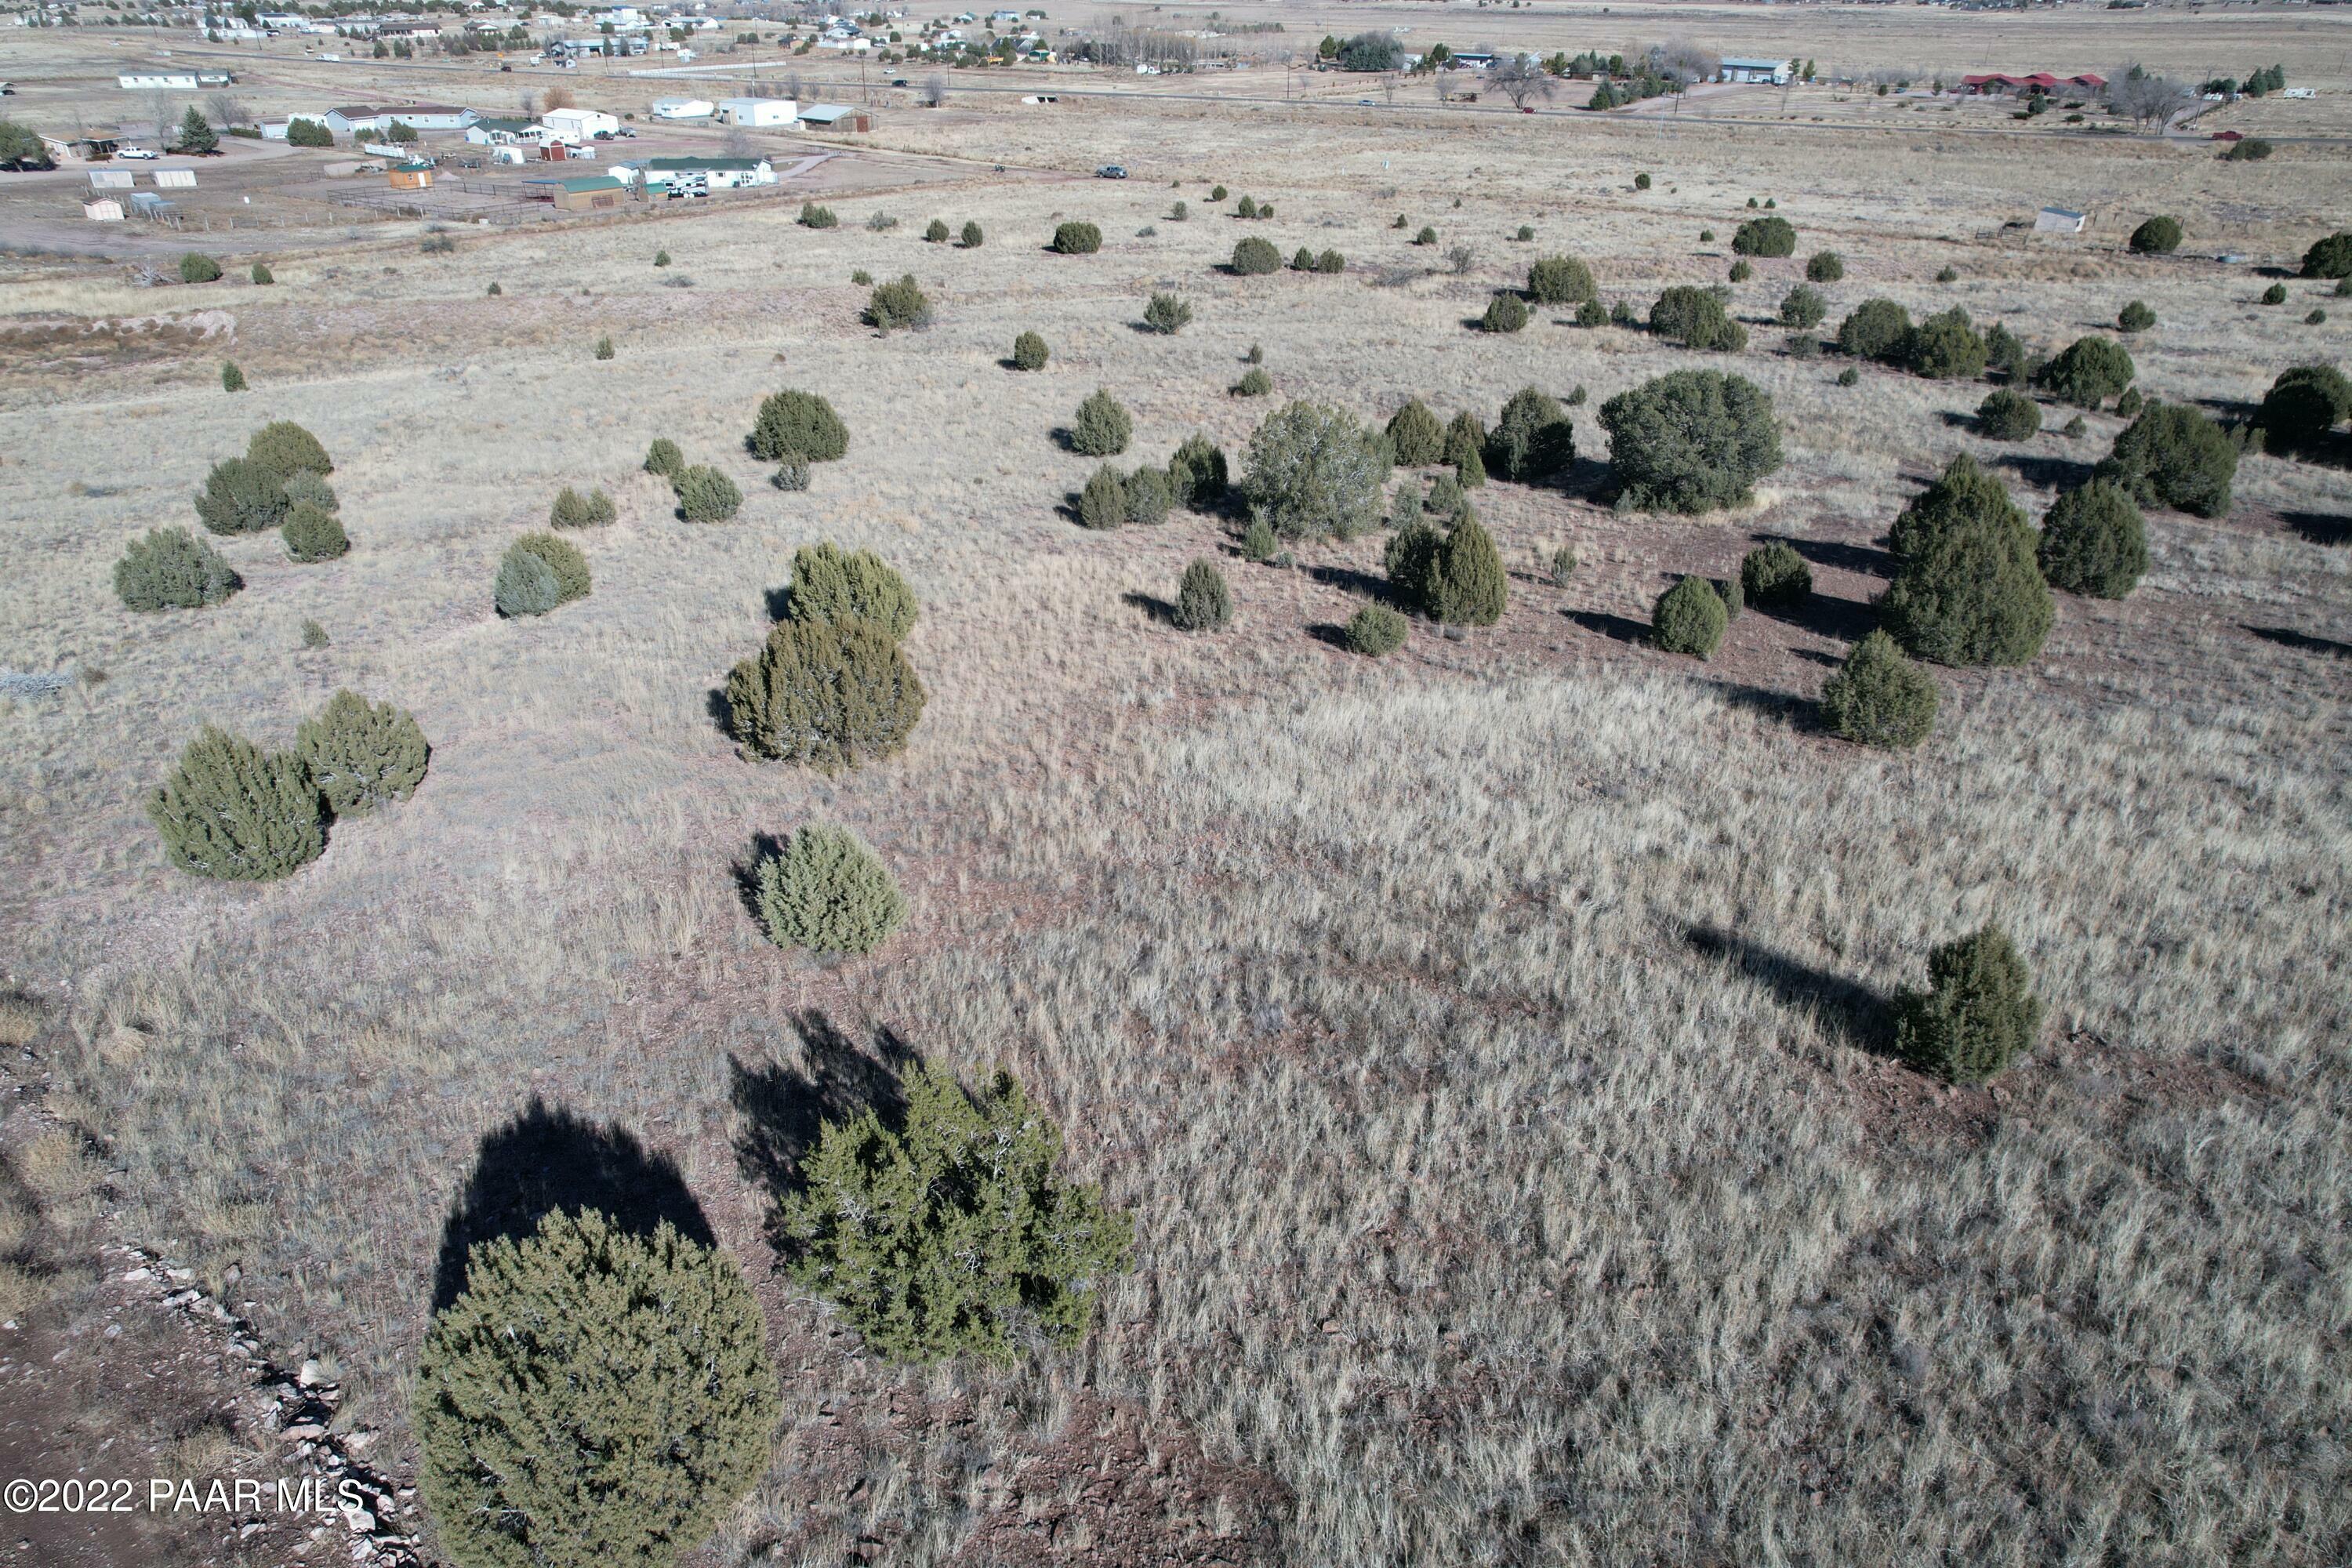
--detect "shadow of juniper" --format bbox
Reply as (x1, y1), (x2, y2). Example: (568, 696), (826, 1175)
(1683, 926), (1893, 1058)
(432, 1099), (713, 1311)
(729, 1011), (918, 1207)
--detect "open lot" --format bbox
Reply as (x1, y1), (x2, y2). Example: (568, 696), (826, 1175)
(2, 5), (2350, 1566)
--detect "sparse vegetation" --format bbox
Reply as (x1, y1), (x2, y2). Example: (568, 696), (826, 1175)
(1051, 220), (1103, 254)
(1820, 629), (1938, 749)
(1173, 559), (1233, 631)
(1893, 926), (2042, 1083)
(864, 274), (933, 332)
(798, 201), (838, 228)
(1070, 390), (1133, 456)
(1143, 292), (1194, 334)
(1879, 454), (2053, 666)
(1233, 366), (1272, 397)
(724, 617), (925, 770)
(2100, 401), (2237, 517)
(115, 527), (240, 612)
(1651, 575), (1728, 659)
(550, 487), (616, 528)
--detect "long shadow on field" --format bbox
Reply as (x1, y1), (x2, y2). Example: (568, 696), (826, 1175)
(730, 1011), (917, 1203)
(1991, 452), (2096, 493)
(1565, 607), (1651, 645)
(1683, 927), (1890, 1057)
(2247, 623), (2352, 659)
(1304, 562), (1396, 604)
(2281, 510), (2352, 546)
(1783, 535), (1893, 579)
(432, 1100), (713, 1311)
(1121, 590), (1175, 625)
(1761, 591), (1879, 645)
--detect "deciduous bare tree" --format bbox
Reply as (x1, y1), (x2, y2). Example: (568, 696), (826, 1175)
(1490, 53), (1557, 110)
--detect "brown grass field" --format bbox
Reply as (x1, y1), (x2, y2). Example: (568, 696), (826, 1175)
(2, 5), (2350, 1564)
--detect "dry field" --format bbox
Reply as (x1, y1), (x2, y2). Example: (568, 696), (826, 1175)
(2, 14), (2350, 1566)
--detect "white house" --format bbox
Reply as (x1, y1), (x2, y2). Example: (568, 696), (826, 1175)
(325, 103), (478, 135)
(637, 154), (775, 189)
(1718, 57), (1793, 85)
(541, 106), (622, 140)
(465, 115), (543, 144)
(119, 71), (200, 90)
(651, 97), (715, 119)
(715, 96), (796, 126)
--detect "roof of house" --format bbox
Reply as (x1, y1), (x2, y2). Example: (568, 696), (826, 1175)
(330, 103), (470, 118)
(2038, 206), (2086, 220)
(644, 155), (768, 170)
(797, 103), (863, 121)
(394, 159), (434, 172)
(525, 174), (626, 192)
(1719, 57), (1790, 70)
(472, 116), (537, 133)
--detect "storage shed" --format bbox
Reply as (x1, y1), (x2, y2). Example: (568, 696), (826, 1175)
(716, 97), (797, 126)
(538, 174), (627, 211)
(388, 160), (435, 190)
(797, 103), (871, 132)
(2033, 206), (2089, 235)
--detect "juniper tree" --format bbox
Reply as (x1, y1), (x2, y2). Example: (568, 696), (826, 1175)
(148, 727), (324, 881)
(1172, 558), (1232, 630)
(1652, 575), (1728, 659)
(295, 690), (430, 817)
(1385, 400), (1446, 467)
(1486, 387), (1576, 483)
(194, 457), (289, 535)
(1740, 540), (1812, 608)
(115, 527), (239, 611)
(1070, 390), (1132, 457)
(2099, 401), (2237, 517)
(724, 617), (925, 770)
(1166, 433), (1229, 508)
(1893, 926), (2042, 1083)
(1431, 515), (1508, 626)
(1599, 370), (1782, 514)
(755, 824), (907, 953)
(1820, 629), (1938, 748)
(415, 1209), (779, 1568)
(1241, 401), (1390, 540)
(281, 502), (349, 562)
(1526, 254), (1597, 305)
(749, 390), (850, 463)
(1879, 454), (2053, 665)
(775, 1062), (1134, 1364)
(246, 421), (334, 480)
(784, 543), (917, 641)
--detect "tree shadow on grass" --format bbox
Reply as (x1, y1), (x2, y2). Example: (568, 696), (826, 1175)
(1707, 681), (1813, 728)
(729, 1011), (917, 1205)
(433, 1099), (714, 1312)
(1683, 926), (1893, 1058)
(2281, 510), (2352, 546)
(2246, 623), (2352, 659)
(730, 830), (786, 921)
(1305, 622), (1357, 651)
(1991, 452), (2096, 492)
(1304, 561), (1394, 603)
(1122, 589), (1174, 624)
(706, 685), (734, 739)
(1762, 591), (1879, 644)
(1565, 607), (1650, 644)
(1784, 535), (1893, 579)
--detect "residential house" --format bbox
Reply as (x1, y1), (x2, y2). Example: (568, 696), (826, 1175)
(325, 104), (478, 136)
(651, 97), (715, 119)
(528, 173), (629, 210)
(637, 154), (775, 189)
(540, 106), (622, 141)
(465, 116), (543, 145)
(119, 71), (200, 91)
(715, 96), (797, 126)
(1718, 56), (1793, 85)
(1961, 72), (2105, 96)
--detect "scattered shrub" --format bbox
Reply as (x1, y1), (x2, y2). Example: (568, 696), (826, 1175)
(1481, 291), (1530, 333)
(1836, 367), (1860, 387)
(550, 486), (616, 528)
(1291, 245), (1316, 272)
(2038, 478), (2148, 597)
(1414, 226), (1438, 246)
(2115, 387), (2144, 419)
(1712, 570), (1745, 621)
(2257, 364), (2352, 445)
(1610, 298), (1639, 327)
(784, 543), (917, 641)
(1731, 215), (1796, 258)
(1880, 454), (2053, 666)
(1985, 321), (2028, 380)
(755, 824), (906, 953)
(644, 438), (684, 479)
(1242, 401), (1391, 540)
(1240, 515), (1277, 562)
(282, 502), (349, 562)
(1527, 254), (1597, 306)
(924, 218), (950, 243)
(777, 1062), (1132, 1364)
(1515, 224), (1536, 242)
(1077, 464), (1127, 530)
(1431, 516), (1508, 626)
(799, 201), (838, 227)
(149, 726), (323, 880)
(250, 262), (274, 285)
(1011, 330), (1049, 371)
(295, 690), (428, 817)
(2117, 299), (2156, 333)
(724, 616), (925, 770)
(1143, 292), (1193, 334)
(300, 618), (330, 650)
(1070, 390), (1133, 456)
(1806, 250), (1845, 283)
(1935, 265), (1959, 284)
(1649, 285), (1748, 351)
(1634, 172), (1651, 190)
(1124, 464), (1173, 526)
(2035, 336), (2136, 408)
(960, 220), (984, 248)
(1210, 184), (1229, 201)
(1599, 370), (1783, 514)
(2310, 308), (2328, 325)
(1167, 433), (1229, 509)
(1740, 540), (1812, 607)
(1443, 412), (1487, 487)
(1384, 518), (1443, 612)
(1547, 544), (1577, 586)
(1976, 388), (2042, 441)
(2063, 414), (2087, 438)
(2261, 282), (2288, 306)
(1820, 629), (1938, 749)
(2099, 401), (2237, 517)
(1236, 194), (1260, 219)
(2129, 215), (2182, 255)
(1345, 604), (1408, 655)
(654, 247), (673, 266)
(851, 269), (873, 286)
(1651, 575), (1728, 659)
(1385, 400), (1446, 466)
(1893, 927), (2042, 1083)
(1486, 387), (1575, 483)
(773, 460), (811, 492)
(179, 252), (223, 284)
(1835, 298), (1912, 361)
(416, 1209), (778, 1568)
(750, 390), (850, 463)
(2303, 232), (2352, 278)
(674, 466), (742, 523)
(220, 361), (246, 393)
(495, 532), (590, 619)
(864, 274), (933, 332)
(1728, 260), (1753, 283)
(1316, 249), (1345, 274)
(1051, 220), (1103, 254)
(1172, 558), (1232, 630)
(247, 420), (334, 480)
(1232, 235), (1282, 275)
(1904, 307), (1987, 379)
(1244, 343), (1264, 365)
(1171, 201), (1189, 222)
(1575, 298), (1608, 328)
(593, 336), (615, 361)
(115, 527), (238, 612)
(194, 457), (289, 535)
(2223, 136), (2275, 162)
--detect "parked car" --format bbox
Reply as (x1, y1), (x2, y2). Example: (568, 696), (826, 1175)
(1096, 163), (1127, 179)
(117, 145), (159, 159)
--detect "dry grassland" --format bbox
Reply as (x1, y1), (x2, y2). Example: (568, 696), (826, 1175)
(2, 39), (2350, 1567)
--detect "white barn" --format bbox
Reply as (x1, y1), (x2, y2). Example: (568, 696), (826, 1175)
(652, 97), (715, 120)
(715, 97), (797, 126)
